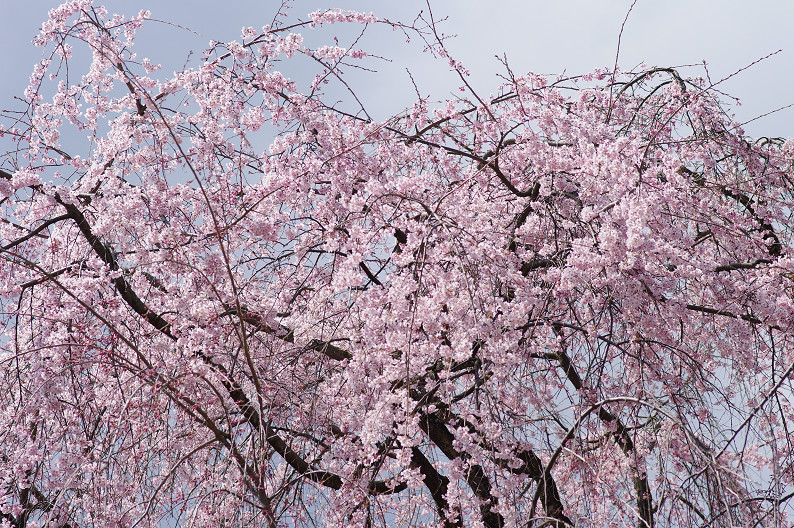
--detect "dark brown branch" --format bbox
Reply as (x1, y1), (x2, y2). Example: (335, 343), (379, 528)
(715, 259), (772, 273)
(547, 345), (652, 528)
(219, 306), (353, 361)
(410, 447), (462, 528)
(359, 261), (383, 286)
(685, 303), (764, 326)
(418, 412), (505, 528)
(55, 196), (176, 338)
(1, 214), (70, 251)
(678, 165), (783, 257)
(433, 408), (572, 527)
(520, 257), (558, 276)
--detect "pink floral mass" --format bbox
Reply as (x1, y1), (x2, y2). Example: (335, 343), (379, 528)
(1, 2), (794, 527)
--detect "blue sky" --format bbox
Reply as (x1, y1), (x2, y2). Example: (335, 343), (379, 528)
(1, 0), (793, 138)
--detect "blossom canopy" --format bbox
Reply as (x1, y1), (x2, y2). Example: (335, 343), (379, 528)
(2, 2), (794, 528)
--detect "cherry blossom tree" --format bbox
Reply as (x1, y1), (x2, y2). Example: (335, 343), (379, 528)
(2, 2), (794, 527)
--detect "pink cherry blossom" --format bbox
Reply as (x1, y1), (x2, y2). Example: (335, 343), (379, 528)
(1, 3), (794, 528)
